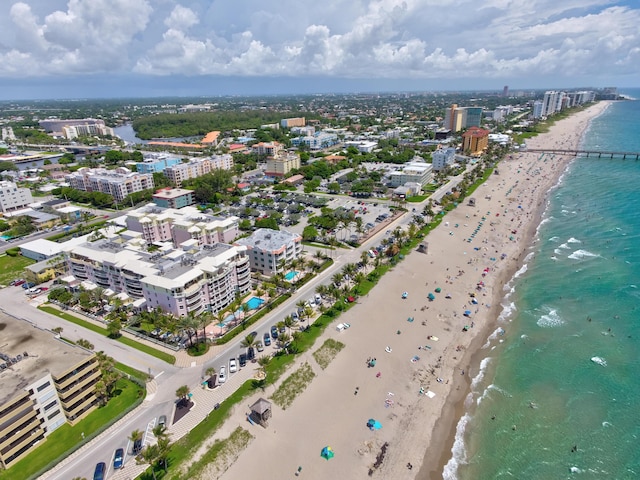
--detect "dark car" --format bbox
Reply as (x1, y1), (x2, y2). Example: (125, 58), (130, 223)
(263, 333), (271, 346)
(133, 437), (143, 454)
(113, 448), (124, 469)
(247, 346), (255, 362)
(239, 353), (247, 367)
(93, 462), (106, 480)
(270, 325), (278, 339)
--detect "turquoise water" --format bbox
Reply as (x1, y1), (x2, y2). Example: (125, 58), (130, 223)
(447, 92), (640, 480)
(285, 270), (299, 281)
(245, 296), (264, 309)
(217, 309), (243, 327)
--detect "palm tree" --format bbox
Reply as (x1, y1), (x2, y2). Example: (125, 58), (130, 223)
(205, 366), (216, 387)
(314, 250), (325, 265)
(276, 332), (291, 352)
(240, 334), (256, 349)
(175, 385), (190, 407)
(139, 444), (161, 479)
(283, 315), (295, 335)
(331, 272), (344, 288)
(360, 250), (370, 272)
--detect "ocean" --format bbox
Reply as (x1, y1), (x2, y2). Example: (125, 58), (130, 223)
(445, 90), (640, 480)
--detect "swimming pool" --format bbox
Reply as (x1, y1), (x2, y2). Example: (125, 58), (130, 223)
(217, 309), (242, 327)
(284, 271), (299, 281)
(245, 296), (265, 310)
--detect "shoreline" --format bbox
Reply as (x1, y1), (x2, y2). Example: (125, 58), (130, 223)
(424, 101), (613, 480)
(211, 102), (613, 480)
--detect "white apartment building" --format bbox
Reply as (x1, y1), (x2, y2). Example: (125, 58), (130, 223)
(0, 181), (34, 213)
(265, 152), (301, 177)
(235, 228), (303, 276)
(389, 158), (433, 187)
(65, 167), (154, 202)
(163, 155), (234, 187)
(63, 236), (251, 317)
(125, 204), (240, 247)
(431, 148), (457, 172)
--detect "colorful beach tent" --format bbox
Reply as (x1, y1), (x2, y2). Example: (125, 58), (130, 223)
(321, 446), (335, 460)
(435, 287), (442, 293)
(428, 293), (435, 301)
(367, 419), (382, 430)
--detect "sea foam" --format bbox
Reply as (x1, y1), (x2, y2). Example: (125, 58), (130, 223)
(568, 249), (599, 260)
(442, 412), (471, 480)
(537, 308), (565, 328)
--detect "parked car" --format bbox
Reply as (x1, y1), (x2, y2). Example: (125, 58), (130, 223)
(14, 279), (25, 286)
(270, 326), (278, 339)
(256, 341), (264, 352)
(229, 358), (237, 373)
(113, 448), (124, 469)
(218, 366), (227, 383)
(133, 437), (143, 454)
(263, 333), (271, 346)
(93, 462), (106, 480)
(158, 415), (167, 428)
(247, 347), (255, 362)
(239, 353), (247, 367)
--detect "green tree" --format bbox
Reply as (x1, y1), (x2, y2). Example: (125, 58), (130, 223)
(175, 385), (191, 406)
(302, 225), (318, 241)
(106, 317), (122, 338)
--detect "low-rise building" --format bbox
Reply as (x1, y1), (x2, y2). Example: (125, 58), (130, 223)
(344, 141), (378, 153)
(0, 181), (34, 213)
(265, 153), (301, 177)
(152, 188), (195, 209)
(163, 155), (233, 187)
(291, 132), (339, 150)
(251, 142), (283, 156)
(235, 228), (303, 276)
(431, 147), (457, 171)
(280, 117), (306, 128)
(125, 204), (239, 247)
(39, 118), (114, 139)
(0, 315), (100, 469)
(389, 158), (433, 188)
(65, 167), (154, 202)
(135, 154), (181, 174)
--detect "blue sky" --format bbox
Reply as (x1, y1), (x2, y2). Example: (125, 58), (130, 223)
(0, 0), (638, 99)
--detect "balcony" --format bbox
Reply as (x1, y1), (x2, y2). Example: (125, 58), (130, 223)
(55, 361), (98, 389)
(0, 427), (44, 461)
(0, 409), (38, 445)
(58, 370), (100, 402)
(64, 393), (97, 419)
(0, 396), (31, 428)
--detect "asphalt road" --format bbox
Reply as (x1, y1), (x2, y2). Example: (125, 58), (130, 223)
(17, 169), (474, 479)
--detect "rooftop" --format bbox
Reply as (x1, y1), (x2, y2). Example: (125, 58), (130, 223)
(235, 228), (301, 252)
(0, 313), (92, 405)
(152, 188), (194, 200)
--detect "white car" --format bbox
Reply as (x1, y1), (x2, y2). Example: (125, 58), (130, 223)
(218, 366), (227, 383)
(229, 358), (237, 373)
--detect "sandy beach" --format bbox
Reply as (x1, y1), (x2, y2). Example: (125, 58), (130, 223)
(208, 101), (611, 480)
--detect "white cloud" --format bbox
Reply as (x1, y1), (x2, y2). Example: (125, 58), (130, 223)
(0, 0), (639, 85)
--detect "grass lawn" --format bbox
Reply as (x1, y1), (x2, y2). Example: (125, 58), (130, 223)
(0, 378), (143, 480)
(0, 254), (35, 286)
(38, 305), (176, 364)
(406, 195), (428, 203)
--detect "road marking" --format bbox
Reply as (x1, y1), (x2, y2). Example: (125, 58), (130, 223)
(155, 370), (164, 379)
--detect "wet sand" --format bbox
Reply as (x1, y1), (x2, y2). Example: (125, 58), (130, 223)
(211, 101), (612, 480)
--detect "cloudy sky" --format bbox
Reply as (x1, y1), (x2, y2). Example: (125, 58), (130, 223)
(0, 0), (638, 99)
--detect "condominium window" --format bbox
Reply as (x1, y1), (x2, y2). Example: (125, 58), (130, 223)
(47, 409), (61, 420)
(37, 381), (51, 392)
(44, 400), (58, 411)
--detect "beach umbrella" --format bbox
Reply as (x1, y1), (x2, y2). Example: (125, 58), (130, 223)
(464, 310), (472, 317)
(428, 293), (435, 301)
(321, 446), (335, 460)
(435, 287), (442, 293)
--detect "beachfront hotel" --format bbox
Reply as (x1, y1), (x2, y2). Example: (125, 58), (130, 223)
(235, 228), (303, 276)
(0, 315), (100, 469)
(61, 233), (251, 317)
(462, 127), (490, 155)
